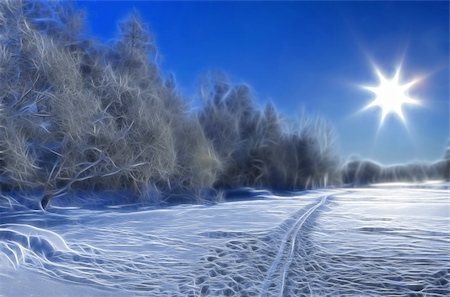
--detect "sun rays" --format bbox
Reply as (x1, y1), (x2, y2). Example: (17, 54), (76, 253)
(361, 66), (422, 128)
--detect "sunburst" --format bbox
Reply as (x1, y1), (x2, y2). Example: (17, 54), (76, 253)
(362, 66), (421, 127)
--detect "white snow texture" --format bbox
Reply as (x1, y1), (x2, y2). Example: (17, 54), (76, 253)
(0, 182), (449, 296)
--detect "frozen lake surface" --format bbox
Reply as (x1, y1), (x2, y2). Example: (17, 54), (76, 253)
(0, 183), (449, 296)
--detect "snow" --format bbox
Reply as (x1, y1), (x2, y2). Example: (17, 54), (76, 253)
(0, 184), (449, 296)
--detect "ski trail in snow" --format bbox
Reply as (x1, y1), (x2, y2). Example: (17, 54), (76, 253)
(260, 195), (330, 297)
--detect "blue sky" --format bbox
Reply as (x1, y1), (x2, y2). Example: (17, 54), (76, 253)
(78, 1), (449, 165)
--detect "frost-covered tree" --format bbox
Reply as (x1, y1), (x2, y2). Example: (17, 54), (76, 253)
(0, 0), (346, 208)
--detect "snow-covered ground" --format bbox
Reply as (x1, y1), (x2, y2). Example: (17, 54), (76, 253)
(0, 183), (449, 296)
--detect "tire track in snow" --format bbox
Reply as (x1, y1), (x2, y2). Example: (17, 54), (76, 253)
(260, 195), (330, 297)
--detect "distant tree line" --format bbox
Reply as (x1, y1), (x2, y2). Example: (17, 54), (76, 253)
(0, 1), (447, 208)
(342, 144), (450, 185)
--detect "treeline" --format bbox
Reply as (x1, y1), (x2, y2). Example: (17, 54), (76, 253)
(0, 0), (340, 206)
(1, 1), (447, 208)
(342, 147), (450, 185)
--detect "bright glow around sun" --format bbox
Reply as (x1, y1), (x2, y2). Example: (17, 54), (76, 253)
(362, 66), (421, 127)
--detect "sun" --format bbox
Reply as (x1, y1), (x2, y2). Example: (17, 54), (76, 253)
(362, 66), (421, 127)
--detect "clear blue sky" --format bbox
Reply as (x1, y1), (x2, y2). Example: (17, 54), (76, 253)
(78, 1), (449, 165)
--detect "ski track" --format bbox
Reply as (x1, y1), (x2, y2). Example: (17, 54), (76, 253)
(260, 195), (330, 297)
